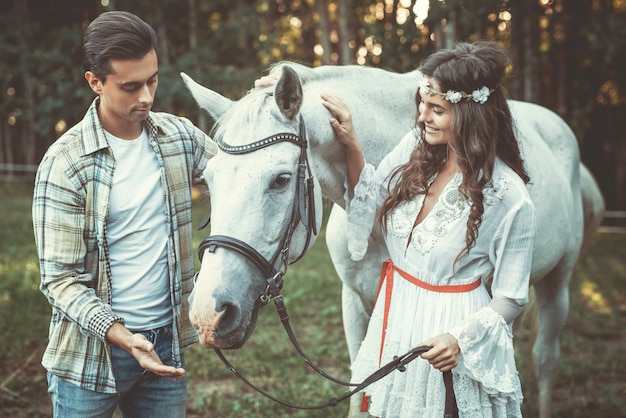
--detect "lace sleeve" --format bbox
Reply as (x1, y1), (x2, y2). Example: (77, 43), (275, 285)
(448, 306), (523, 400)
(344, 163), (377, 261)
(344, 130), (419, 261)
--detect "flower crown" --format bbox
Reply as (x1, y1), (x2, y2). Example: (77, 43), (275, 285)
(418, 75), (494, 104)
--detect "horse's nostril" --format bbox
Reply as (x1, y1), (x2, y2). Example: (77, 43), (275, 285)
(216, 301), (240, 331)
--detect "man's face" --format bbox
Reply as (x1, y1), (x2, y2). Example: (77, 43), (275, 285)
(85, 48), (158, 138)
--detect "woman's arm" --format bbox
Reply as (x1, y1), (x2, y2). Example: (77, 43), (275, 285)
(321, 93), (365, 192)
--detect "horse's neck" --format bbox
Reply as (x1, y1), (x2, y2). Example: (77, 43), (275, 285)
(306, 68), (420, 206)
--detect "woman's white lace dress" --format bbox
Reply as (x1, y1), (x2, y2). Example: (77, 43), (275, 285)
(346, 131), (536, 418)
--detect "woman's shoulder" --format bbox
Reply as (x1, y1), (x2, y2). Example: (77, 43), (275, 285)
(484, 159), (533, 207)
(395, 128), (420, 152)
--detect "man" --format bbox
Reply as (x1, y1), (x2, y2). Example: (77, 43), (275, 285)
(32, 11), (216, 417)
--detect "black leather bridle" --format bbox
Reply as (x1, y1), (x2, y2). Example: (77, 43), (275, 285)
(198, 115), (317, 294)
(196, 116), (455, 414)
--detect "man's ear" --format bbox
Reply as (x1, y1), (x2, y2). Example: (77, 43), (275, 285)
(85, 71), (103, 95)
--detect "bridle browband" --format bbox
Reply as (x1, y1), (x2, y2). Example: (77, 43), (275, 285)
(197, 115), (317, 302)
(196, 116), (444, 412)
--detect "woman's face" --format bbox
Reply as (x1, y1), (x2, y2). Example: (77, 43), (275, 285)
(417, 78), (453, 146)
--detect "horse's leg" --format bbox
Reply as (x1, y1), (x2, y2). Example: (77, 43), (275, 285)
(325, 205), (383, 358)
(532, 262), (574, 418)
(578, 163), (605, 259)
(529, 165), (601, 418)
(325, 204), (384, 417)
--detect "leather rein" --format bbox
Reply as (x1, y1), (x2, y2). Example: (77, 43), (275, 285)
(196, 116), (450, 412)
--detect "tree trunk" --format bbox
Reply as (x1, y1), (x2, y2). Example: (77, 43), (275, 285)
(315, 0), (332, 65)
(187, 0), (207, 132)
(15, 0), (35, 168)
(448, 1), (458, 49)
(509, 0), (525, 100)
(3, 122), (14, 178)
(152, 5), (173, 113)
(337, 0), (352, 64)
(523, 2), (540, 103)
(188, 0), (197, 50)
(21, 79), (36, 167)
(434, 0), (457, 51)
(0, 120), (5, 170)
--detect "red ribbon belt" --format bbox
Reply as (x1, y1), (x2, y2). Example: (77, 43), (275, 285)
(360, 258), (481, 413)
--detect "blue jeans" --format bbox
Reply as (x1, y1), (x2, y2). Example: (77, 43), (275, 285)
(48, 325), (187, 418)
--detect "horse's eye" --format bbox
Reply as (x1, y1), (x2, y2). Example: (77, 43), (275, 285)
(272, 173), (291, 188)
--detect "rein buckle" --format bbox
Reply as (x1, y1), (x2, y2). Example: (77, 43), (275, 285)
(260, 272), (284, 305)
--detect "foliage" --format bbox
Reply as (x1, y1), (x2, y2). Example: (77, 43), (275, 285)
(0, 180), (49, 359)
(1, 1), (625, 208)
(185, 202), (352, 417)
(0, 179), (50, 417)
(1, 180), (625, 417)
(0, 1), (621, 129)
(515, 232), (626, 417)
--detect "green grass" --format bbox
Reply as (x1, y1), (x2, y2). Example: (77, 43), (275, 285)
(1, 179), (625, 417)
(187, 195), (351, 417)
(0, 179), (50, 359)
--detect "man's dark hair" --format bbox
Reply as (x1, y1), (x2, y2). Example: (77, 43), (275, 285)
(83, 11), (158, 81)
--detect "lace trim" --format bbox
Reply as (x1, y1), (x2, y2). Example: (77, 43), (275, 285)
(345, 164), (376, 261)
(390, 172), (512, 255)
(448, 306), (523, 402)
(345, 161), (514, 258)
(351, 304), (523, 418)
(353, 337), (523, 417)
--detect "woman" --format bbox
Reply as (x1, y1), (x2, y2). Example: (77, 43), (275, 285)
(322, 41), (536, 417)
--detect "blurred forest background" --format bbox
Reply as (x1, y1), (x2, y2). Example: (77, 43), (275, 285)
(0, 0), (625, 211)
(1, 2), (625, 416)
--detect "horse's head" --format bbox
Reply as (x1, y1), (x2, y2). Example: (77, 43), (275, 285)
(182, 66), (323, 348)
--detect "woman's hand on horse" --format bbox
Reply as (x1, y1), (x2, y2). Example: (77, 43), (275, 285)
(254, 70), (280, 89)
(321, 93), (359, 149)
(418, 333), (460, 372)
(321, 93), (364, 190)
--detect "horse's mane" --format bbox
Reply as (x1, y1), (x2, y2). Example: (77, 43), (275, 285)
(211, 62), (405, 145)
(210, 92), (272, 144)
(271, 61), (378, 84)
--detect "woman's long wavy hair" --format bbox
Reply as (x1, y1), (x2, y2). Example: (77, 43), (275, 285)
(378, 41), (530, 268)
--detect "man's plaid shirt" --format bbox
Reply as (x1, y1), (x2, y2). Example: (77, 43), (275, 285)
(32, 98), (217, 393)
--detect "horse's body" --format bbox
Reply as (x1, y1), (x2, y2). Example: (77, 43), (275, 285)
(182, 63), (605, 418)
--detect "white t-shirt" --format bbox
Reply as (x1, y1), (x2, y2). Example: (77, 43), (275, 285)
(105, 128), (172, 330)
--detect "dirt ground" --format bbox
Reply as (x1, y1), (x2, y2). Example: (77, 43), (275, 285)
(2, 323), (625, 418)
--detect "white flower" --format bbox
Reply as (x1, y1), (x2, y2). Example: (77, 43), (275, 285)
(417, 74), (491, 105)
(446, 90), (462, 103)
(418, 77), (431, 94)
(472, 86), (491, 104)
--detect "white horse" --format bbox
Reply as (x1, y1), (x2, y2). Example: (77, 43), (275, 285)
(182, 63), (605, 418)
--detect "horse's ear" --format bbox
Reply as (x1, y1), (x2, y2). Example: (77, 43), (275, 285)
(274, 66), (303, 120)
(180, 72), (233, 121)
